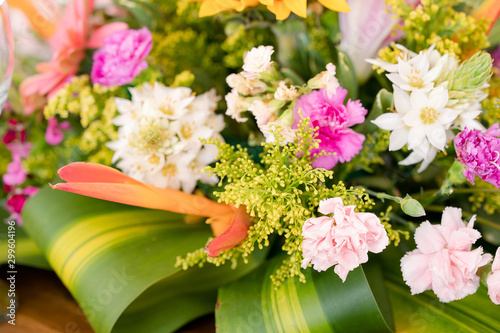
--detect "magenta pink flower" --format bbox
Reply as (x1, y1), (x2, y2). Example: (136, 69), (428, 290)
(2, 141), (32, 187)
(45, 117), (71, 145)
(301, 197), (389, 282)
(5, 186), (39, 226)
(488, 248), (500, 305)
(91, 27), (153, 86)
(454, 124), (500, 188)
(401, 207), (492, 303)
(293, 87), (367, 169)
(493, 45), (500, 77)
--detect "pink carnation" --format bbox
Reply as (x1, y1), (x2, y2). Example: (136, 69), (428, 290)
(293, 87), (367, 169)
(454, 124), (500, 188)
(301, 197), (389, 282)
(487, 248), (500, 305)
(91, 27), (153, 86)
(401, 207), (492, 303)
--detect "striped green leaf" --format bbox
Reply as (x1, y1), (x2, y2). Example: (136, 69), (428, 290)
(216, 255), (395, 332)
(381, 247), (500, 332)
(22, 187), (267, 333)
(0, 209), (49, 269)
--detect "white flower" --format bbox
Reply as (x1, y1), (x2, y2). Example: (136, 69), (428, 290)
(323, 63), (340, 98)
(261, 121), (296, 144)
(248, 100), (275, 127)
(226, 73), (267, 96)
(225, 89), (251, 122)
(274, 81), (298, 101)
(307, 63), (340, 98)
(242, 45), (274, 78)
(399, 142), (438, 173)
(372, 86), (411, 151)
(402, 85), (459, 151)
(367, 44), (451, 93)
(107, 82), (224, 193)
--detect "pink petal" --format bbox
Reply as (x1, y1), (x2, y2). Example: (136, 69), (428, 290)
(401, 250), (433, 294)
(87, 22), (129, 49)
(492, 248), (500, 271)
(318, 197), (344, 215)
(414, 221), (446, 254)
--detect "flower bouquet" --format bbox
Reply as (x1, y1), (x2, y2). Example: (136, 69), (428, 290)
(2, 0), (500, 331)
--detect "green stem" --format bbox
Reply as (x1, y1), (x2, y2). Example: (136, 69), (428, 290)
(364, 189), (402, 203)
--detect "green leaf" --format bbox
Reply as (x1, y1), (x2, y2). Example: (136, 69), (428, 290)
(22, 187), (267, 333)
(114, 0), (160, 30)
(356, 88), (393, 134)
(336, 49), (359, 101)
(216, 255), (394, 332)
(0, 219), (50, 269)
(381, 246), (500, 332)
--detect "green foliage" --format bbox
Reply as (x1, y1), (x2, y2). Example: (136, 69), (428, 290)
(380, 0), (489, 63)
(42, 75), (127, 165)
(177, 120), (374, 286)
(216, 255), (394, 333)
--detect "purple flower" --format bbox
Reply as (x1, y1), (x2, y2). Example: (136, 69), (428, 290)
(454, 124), (500, 188)
(91, 27), (153, 86)
(293, 87), (367, 169)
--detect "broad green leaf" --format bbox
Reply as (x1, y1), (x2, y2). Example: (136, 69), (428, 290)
(488, 15), (500, 46)
(381, 246), (500, 332)
(216, 255), (394, 332)
(336, 49), (359, 101)
(356, 89), (393, 134)
(0, 209), (49, 269)
(22, 187), (267, 333)
(114, 0), (160, 30)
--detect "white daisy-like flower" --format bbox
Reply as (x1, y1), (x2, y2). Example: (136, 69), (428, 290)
(108, 82), (224, 193)
(372, 85), (411, 151)
(367, 44), (451, 93)
(401, 85), (460, 151)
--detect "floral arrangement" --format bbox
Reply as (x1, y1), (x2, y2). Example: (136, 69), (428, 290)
(2, 0), (500, 332)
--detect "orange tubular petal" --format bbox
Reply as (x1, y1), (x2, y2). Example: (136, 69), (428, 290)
(205, 205), (252, 257)
(471, 0), (500, 34)
(52, 162), (233, 218)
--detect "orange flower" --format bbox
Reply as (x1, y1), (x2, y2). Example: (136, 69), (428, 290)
(51, 162), (252, 257)
(18, 0), (128, 114)
(191, 0), (350, 20)
(471, 0), (500, 34)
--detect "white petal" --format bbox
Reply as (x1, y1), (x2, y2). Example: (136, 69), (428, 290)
(389, 128), (409, 151)
(393, 86), (411, 115)
(407, 126), (426, 150)
(426, 124), (446, 151)
(372, 113), (403, 130)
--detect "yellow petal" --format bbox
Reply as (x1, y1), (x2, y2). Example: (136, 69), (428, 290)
(259, 0), (274, 6)
(284, 0), (306, 18)
(267, 1), (292, 20)
(318, 0), (351, 12)
(199, 0), (229, 17)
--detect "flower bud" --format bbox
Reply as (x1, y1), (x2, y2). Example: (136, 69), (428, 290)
(400, 195), (426, 217)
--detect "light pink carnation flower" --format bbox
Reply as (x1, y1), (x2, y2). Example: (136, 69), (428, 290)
(91, 27), (153, 86)
(401, 207), (493, 303)
(487, 248), (500, 305)
(301, 197), (389, 282)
